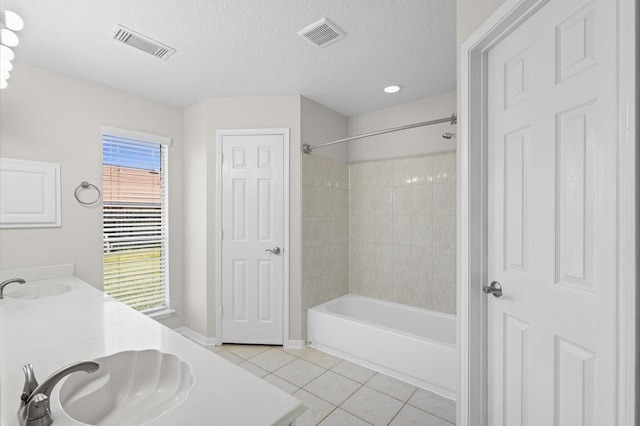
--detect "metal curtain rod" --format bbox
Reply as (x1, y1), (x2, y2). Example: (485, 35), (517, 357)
(302, 113), (457, 154)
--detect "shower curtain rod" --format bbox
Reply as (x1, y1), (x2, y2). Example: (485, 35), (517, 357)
(301, 113), (457, 154)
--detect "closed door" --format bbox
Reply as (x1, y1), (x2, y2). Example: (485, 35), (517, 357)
(486, 0), (618, 424)
(220, 131), (286, 345)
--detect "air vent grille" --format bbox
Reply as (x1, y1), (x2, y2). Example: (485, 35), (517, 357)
(298, 18), (345, 47)
(111, 25), (175, 60)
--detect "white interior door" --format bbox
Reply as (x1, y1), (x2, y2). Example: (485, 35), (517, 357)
(486, 0), (618, 424)
(220, 131), (286, 345)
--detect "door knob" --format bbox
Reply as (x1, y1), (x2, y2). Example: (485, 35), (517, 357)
(265, 247), (281, 255)
(483, 281), (503, 298)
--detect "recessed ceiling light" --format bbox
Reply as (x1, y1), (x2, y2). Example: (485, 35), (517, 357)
(384, 85), (402, 94)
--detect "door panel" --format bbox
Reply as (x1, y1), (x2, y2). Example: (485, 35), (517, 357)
(487, 0), (617, 424)
(221, 133), (285, 344)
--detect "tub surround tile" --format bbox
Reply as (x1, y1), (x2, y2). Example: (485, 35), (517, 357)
(432, 215), (456, 249)
(408, 389), (456, 424)
(304, 371), (361, 405)
(390, 404), (453, 426)
(411, 155), (433, 185)
(392, 158), (412, 187)
(411, 215), (433, 247)
(302, 155), (350, 324)
(411, 185), (433, 215)
(432, 152), (456, 184)
(341, 387), (404, 426)
(331, 360), (376, 384)
(365, 373), (418, 402)
(432, 249), (456, 283)
(433, 183), (456, 215)
(275, 358), (326, 387)
(293, 389), (337, 426)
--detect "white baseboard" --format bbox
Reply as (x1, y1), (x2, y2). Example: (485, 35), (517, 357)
(286, 340), (307, 349)
(174, 326), (217, 347)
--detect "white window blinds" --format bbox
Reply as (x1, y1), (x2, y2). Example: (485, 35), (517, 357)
(102, 129), (169, 313)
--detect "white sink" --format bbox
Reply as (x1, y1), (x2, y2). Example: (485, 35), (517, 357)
(59, 350), (194, 426)
(5, 280), (73, 299)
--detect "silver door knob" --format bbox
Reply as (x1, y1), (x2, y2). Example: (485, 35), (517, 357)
(483, 281), (503, 298)
(265, 247), (281, 255)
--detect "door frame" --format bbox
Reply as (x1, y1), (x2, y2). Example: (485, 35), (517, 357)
(457, 0), (637, 425)
(214, 128), (291, 346)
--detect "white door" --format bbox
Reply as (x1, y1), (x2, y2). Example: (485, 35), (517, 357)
(487, 0), (618, 424)
(220, 131), (286, 345)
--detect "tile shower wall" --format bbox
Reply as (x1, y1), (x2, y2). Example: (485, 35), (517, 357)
(302, 154), (350, 333)
(349, 151), (456, 314)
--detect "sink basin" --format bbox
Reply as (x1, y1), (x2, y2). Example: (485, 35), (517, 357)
(59, 350), (194, 426)
(5, 280), (73, 299)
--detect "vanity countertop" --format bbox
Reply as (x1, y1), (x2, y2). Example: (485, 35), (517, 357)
(0, 267), (305, 426)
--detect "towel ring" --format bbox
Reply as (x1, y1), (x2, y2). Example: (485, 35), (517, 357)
(74, 181), (101, 206)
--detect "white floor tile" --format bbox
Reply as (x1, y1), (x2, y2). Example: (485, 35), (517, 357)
(214, 349), (243, 364)
(340, 387), (403, 426)
(249, 348), (296, 372)
(293, 389), (336, 426)
(223, 344), (270, 359)
(263, 374), (299, 394)
(303, 349), (342, 369)
(331, 360), (376, 384)
(389, 404), (452, 426)
(304, 371), (361, 405)
(274, 358), (326, 387)
(318, 408), (373, 426)
(365, 373), (417, 402)
(238, 360), (269, 378)
(408, 389), (456, 423)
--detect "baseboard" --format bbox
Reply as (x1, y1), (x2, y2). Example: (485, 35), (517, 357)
(174, 326), (217, 347)
(286, 339), (307, 349)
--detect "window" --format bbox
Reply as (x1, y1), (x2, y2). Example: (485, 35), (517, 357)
(101, 127), (170, 313)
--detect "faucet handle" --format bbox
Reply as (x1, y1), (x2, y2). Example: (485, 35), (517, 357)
(25, 393), (51, 424)
(21, 364), (39, 401)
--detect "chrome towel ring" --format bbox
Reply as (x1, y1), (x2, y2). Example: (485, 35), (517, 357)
(74, 181), (101, 206)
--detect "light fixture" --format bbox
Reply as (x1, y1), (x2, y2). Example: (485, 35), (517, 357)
(384, 84), (402, 94)
(2, 11), (24, 31)
(1, 59), (12, 72)
(0, 28), (18, 47)
(0, 44), (14, 61)
(0, 9), (23, 90)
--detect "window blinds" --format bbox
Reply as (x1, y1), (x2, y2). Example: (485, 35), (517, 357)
(102, 132), (169, 312)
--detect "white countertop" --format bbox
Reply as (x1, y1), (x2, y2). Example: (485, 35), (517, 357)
(0, 266), (305, 426)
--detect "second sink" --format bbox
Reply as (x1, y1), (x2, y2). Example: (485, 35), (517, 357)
(59, 349), (194, 426)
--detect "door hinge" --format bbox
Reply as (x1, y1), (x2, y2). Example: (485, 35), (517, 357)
(220, 153), (224, 164)
(220, 305), (223, 317)
(220, 229), (223, 240)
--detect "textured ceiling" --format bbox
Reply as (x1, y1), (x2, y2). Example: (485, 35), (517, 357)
(3, 0), (456, 117)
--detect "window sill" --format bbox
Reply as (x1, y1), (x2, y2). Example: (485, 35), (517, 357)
(145, 307), (176, 321)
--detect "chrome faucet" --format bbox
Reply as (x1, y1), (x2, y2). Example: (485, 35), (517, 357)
(19, 361), (99, 426)
(0, 278), (26, 299)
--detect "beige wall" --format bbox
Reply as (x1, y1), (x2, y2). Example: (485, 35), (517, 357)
(457, 0), (507, 45)
(347, 91), (457, 162)
(0, 63), (185, 328)
(183, 96), (305, 341)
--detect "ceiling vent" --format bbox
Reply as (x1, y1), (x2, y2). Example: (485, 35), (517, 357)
(298, 18), (345, 48)
(110, 25), (175, 60)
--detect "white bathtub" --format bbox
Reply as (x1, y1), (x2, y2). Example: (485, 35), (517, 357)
(307, 294), (456, 399)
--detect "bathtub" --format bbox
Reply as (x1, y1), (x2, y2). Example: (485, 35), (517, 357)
(307, 294), (456, 399)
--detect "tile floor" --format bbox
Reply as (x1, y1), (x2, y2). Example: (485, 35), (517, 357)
(209, 344), (456, 426)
